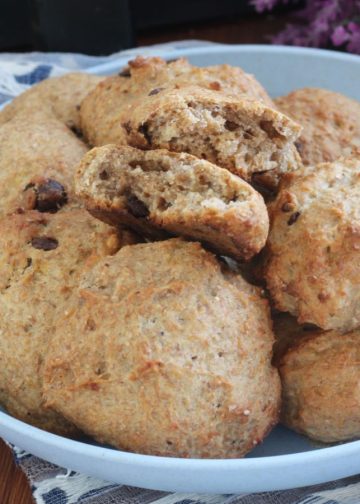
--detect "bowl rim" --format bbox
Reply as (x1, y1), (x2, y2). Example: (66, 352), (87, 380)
(1, 409), (360, 468)
(86, 43), (360, 74)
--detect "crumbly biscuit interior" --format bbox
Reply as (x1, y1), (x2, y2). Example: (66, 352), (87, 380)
(81, 151), (255, 216)
(146, 101), (298, 179)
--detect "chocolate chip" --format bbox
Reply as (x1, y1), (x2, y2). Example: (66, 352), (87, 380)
(118, 67), (131, 77)
(31, 237), (59, 251)
(99, 170), (109, 180)
(27, 179), (68, 213)
(24, 182), (35, 192)
(166, 59), (179, 64)
(126, 194), (149, 218)
(76, 104), (81, 111)
(287, 211), (301, 225)
(295, 141), (304, 155)
(138, 122), (152, 144)
(303, 323), (319, 331)
(22, 257), (33, 273)
(224, 120), (239, 132)
(148, 87), (164, 96)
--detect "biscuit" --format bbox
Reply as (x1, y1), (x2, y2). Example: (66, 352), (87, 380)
(275, 88), (360, 166)
(279, 330), (360, 443)
(43, 239), (280, 458)
(0, 72), (103, 131)
(80, 56), (274, 147)
(0, 109), (87, 216)
(75, 145), (269, 260)
(0, 207), (134, 434)
(123, 86), (301, 183)
(264, 156), (360, 332)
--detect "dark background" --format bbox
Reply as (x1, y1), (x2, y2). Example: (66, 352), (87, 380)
(1, 0), (301, 54)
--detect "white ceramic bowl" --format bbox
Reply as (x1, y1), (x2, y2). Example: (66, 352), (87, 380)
(0, 45), (359, 494)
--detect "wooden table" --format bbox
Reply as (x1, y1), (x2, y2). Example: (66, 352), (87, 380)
(0, 439), (33, 504)
(0, 12), (290, 503)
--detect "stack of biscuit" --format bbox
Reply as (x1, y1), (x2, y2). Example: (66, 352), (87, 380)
(0, 56), (358, 458)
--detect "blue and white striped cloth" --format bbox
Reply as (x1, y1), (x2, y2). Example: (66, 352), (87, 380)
(11, 445), (360, 504)
(1, 41), (360, 504)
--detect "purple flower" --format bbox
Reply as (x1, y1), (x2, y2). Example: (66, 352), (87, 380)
(332, 26), (349, 46)
(347, 21), (360, 53)
(251, 0), (360, 54)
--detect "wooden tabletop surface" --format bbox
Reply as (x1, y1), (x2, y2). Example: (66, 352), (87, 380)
(0, 12), (290, 503)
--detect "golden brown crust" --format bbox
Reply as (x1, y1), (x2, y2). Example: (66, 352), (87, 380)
(75, 145), (269, 260)
(264, 156), (360, 332)
(0, 72), (103, 130)
(0, 109), (88, 216)
(43, 239), (281, 458)
(275, 88), (360, 166)
(80, 56), (274, 147)
(279, 330), (360, 443)
(0, 207), (134, 435)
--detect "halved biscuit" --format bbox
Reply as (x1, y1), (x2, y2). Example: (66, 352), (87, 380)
(124, 87), (302, 184)
(75, 144), (269, 260)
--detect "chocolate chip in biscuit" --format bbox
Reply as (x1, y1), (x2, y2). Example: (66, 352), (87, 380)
(148, 87), (164, 96)
(224, 120), (239, 132)
(118, 67), (131, 77)
(295, 140), (304, 155)
(99, 170), (109, 180)
(126, 194), (150, 218)
(287, 211), (301, 225)
(138, 123), (152, 144)
(34, 180), (68, 213)
(31, 237), (59, 251)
